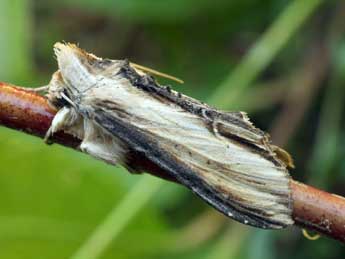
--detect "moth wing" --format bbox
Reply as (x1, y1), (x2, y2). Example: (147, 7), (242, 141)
(216, 111), (294, 168)
(80, 100), (292, 229)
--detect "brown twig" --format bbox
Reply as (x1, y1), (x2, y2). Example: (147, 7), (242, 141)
(1, 82), (345, 243)
(0, 82), (79, 148)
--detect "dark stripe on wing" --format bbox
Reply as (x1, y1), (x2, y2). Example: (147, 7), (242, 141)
(83, 106), (288, 229)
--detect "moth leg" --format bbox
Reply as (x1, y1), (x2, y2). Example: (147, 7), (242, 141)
(30, 86), (50, 92)
(44, 127), (53, 145)
(201, 109), (225, 140)
(201, 108), (211, 121)
(60, 92), (77, 108)
(212, 120), (219, 136)
(44, 107), (74, 143)
(211, 120), (228, 141)
(15, 85), (50, 93)
(79, 120), (99, 154)
(79, 119), (125, 165)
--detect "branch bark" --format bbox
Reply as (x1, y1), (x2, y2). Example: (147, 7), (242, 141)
(1, 82), (345, 243)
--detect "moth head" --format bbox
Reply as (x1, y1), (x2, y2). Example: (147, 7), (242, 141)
(53, 42), (126, 94)
(46, 71), (70, 109)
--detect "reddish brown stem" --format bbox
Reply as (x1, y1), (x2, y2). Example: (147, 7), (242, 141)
(292, 181), (345, 242)
(1, 82), (345, 243)
(0, 82), (80, 148)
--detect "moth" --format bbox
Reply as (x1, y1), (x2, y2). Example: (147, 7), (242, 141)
(44, 42), (294, 229)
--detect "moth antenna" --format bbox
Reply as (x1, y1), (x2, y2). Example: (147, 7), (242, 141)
(130, 62), (184, 84)
(34, 85), (50, 92)
(13, 85), (50, 93)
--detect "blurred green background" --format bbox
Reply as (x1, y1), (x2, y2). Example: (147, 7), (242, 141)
(0, 0), (344, 258)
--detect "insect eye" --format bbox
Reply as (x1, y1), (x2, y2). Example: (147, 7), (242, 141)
(52, 89), (72, 108)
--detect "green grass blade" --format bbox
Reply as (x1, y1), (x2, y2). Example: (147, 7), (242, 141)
(0, 0), (32, 82)
(70, 175), (162, 259)
(308, 41), (345, 186)
(208, 0), (324, 109)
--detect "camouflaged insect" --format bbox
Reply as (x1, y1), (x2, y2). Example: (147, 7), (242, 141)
(45, 42), (294, 229)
